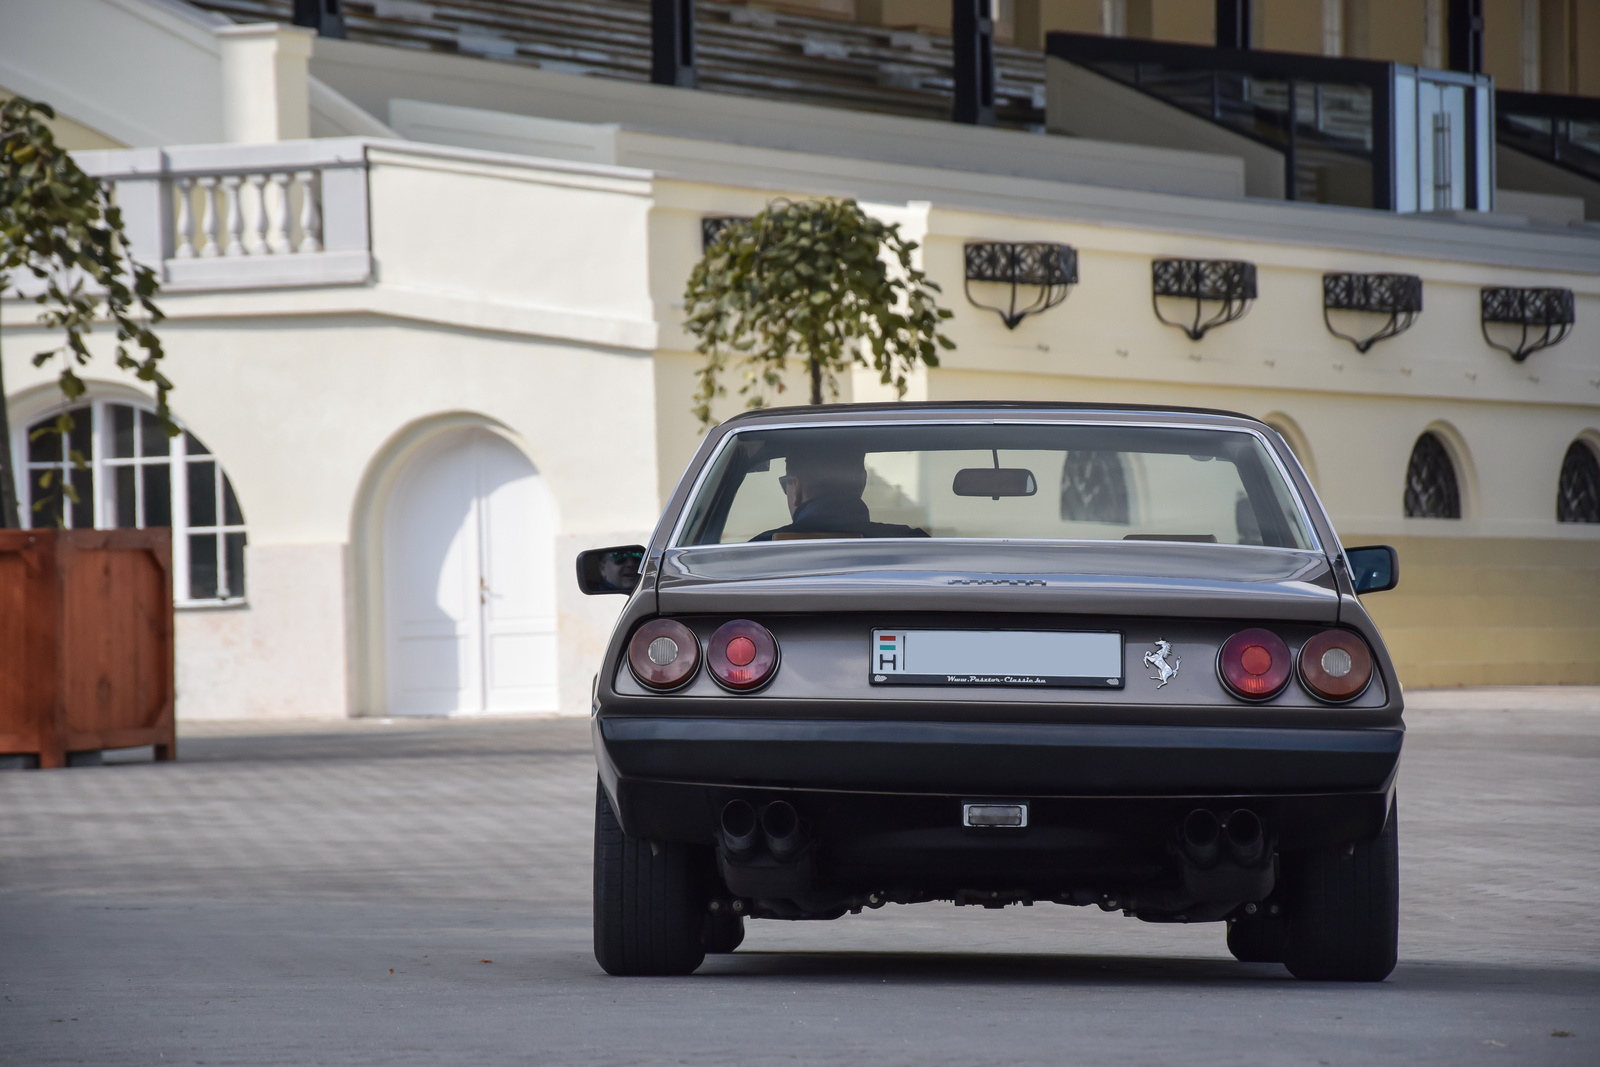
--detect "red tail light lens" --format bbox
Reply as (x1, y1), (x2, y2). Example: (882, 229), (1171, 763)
(627, 619), (700, 690)
(1298, 629), (1374, 702)
(707, 619), (779, 691)
(1218, 628), (1292, 700)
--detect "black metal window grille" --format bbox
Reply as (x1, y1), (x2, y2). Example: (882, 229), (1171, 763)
(1403, 433), (1461, 519)
(1322, 272), (1423, 352)
(1557, 440), (1600, 524)
(701, 215), (751, 250)
(1059, 451), (1129, 524)
(1151, 258), (1256, 340)
(1481, 287), (1575, 362)
(963, 242), (1077, 329)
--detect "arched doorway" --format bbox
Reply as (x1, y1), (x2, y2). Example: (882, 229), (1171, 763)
(382, 427), (557, 715)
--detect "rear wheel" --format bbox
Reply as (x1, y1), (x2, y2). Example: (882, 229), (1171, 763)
(592, 782), (707, 976)
(1282, 797), (1399, 981)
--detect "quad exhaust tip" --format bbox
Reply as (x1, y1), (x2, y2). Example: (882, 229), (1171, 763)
(1181, 809), (1221, 868)
(1180, 808), (1265, 868)
(1224, 808), (1265, 866)
(761, 800), (804, 860)
(720, 799), (806, 860)
(719, 799), (760, 858)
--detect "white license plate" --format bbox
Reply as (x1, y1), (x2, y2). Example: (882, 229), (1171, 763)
(870, 629), (1123, 688)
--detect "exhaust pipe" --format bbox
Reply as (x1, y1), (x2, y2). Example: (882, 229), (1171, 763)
(1180, 809), (1221, 868)
(720, 799), (760, 858)
(761, 800), (804, 861)
(1225, 809), (1264, 867)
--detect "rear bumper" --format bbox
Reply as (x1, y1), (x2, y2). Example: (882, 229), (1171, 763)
(597, 715), (1401, 794)
(593, 714), (1402, 850)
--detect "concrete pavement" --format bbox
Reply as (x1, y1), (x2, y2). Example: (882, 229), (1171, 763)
(1, 688), (1596, 1065)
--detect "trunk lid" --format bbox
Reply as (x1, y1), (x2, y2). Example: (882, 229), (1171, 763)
(657, 540), (1338, 622)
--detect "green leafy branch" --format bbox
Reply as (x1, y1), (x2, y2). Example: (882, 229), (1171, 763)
(0, 95), (171, 526)
(682, 197), (953, 429)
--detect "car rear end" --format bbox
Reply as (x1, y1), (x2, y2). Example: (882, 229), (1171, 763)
(584, 405), (1403, 979)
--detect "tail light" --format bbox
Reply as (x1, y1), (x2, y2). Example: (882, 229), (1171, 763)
(1218, 628), (1292, 700)
(707, 619), (779, 691)
(627, 619), (700, 690)
(1298, 629), (1374, 702)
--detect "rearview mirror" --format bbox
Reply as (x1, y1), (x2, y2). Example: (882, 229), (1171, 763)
(952, 467), (1037, 498)
(1344, 545), (1398, 595)
(576, 545), (646, 595)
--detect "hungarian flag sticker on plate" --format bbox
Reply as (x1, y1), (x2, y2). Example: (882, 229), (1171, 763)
(870, 629), (1123, 688)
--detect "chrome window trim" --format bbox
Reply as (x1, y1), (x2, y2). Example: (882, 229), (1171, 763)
(666, 417), (1326, 556)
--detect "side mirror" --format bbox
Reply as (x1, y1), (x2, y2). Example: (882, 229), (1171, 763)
(1344, 545), (1398, 595)
(576, 545), (646, 596)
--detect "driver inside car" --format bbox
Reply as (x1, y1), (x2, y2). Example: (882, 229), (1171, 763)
(752, 445), (928, 541)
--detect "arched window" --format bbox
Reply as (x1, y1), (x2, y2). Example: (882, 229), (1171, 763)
(1403, 432), (1461, 519)
(21, 401), (247, 603)
(1558, 439), (1600, 524)
(1060, 450), (1130, 524)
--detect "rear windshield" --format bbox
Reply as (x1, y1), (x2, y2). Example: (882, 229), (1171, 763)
(675, 422), (1314, 550)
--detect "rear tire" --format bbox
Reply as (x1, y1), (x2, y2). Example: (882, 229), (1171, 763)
(593, 782), (707, 976)
(1282, 797), (1399, 981)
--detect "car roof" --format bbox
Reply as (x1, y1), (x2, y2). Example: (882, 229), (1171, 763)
(715, 401), (1267, 430)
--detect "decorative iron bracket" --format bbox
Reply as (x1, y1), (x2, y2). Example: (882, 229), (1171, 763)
(963, 242), (1077, 329)
(1481, 287), (1575, 362)
(1151, 258), (1256, 340)
(1322, 273), (1423, 353)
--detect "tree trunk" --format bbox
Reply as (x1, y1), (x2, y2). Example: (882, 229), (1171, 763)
(0, 324), (20, 528)
(808, 352), (823, 405)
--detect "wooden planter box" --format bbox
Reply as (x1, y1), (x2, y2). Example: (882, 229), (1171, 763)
(0, 528), (175, 768)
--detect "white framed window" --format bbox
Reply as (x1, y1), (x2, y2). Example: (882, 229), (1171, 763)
(18, 400), (247, 605)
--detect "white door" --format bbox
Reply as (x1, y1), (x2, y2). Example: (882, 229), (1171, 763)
(383, 429), (558, 715)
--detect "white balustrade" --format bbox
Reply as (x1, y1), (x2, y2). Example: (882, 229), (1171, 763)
(174, 177), (196, 259)
(267, 172), (293, 255)
(197, 176), (219, 258)
(222, 176), (245, 257)
(71, 140), (372, 291)
(295, 171), (323, 254)
(245, 173), (269, 256)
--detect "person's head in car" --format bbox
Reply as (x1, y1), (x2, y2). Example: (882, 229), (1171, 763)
(779, 446), (868, 520)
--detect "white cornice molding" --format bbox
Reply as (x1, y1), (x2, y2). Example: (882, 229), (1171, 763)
(363, 141), (655, 195)
(0, 284), (659, 353)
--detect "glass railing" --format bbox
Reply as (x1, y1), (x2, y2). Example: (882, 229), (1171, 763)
(1496, 90), (1600, 183)
(1045, 33), (1493, 214)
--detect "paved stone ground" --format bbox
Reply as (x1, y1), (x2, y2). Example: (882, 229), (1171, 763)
(1, 688), (1596, 1066)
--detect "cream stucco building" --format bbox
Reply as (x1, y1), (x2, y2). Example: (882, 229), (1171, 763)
(2, 0), (1597, 721)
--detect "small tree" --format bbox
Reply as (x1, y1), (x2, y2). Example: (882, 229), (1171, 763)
(683, 197), (953, 428)
(0, 96), (170, 529)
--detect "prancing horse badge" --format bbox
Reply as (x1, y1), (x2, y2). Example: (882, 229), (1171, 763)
(1144, 641), (1180, 688)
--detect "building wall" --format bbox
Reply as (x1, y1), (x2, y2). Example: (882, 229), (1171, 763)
(2, 141), (668, 719)
(0, 88), (126, 149)
(1, 314), (656, 718)
(650, 195), (1600, 689)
